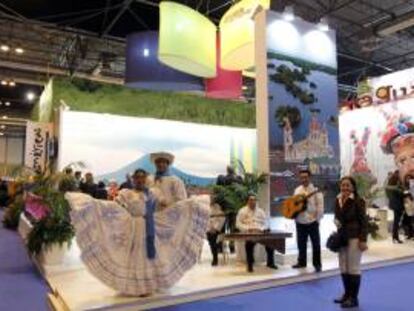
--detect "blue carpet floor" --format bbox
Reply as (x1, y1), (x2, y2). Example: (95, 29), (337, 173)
(0, 210), (49, 311)
(156, 262), (414, 311)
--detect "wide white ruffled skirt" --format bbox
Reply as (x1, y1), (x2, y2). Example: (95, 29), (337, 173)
(65, 192), (210, 296)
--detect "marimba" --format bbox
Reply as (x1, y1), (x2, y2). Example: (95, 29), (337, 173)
(218, 230), (292, 254)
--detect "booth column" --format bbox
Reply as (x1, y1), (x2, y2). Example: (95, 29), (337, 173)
(255, 10), (270, 216)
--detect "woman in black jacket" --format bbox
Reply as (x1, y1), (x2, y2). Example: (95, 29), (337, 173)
(334, 176), (368, 309)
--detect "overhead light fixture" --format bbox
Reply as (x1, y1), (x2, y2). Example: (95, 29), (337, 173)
(0, 125), (5, 129)
(0, 132), (4, 136)
(0, 44), (10, 52)
(15, 47), (24, 54)
(376, 10), (414, 37)
(8, 80), (16, 87)
(26, 92), (36, 101)
(283, 6), (295, 21)
(5, 102), (10, 106)
(1, 80), (7, 86)
(318, 17), (329, 32)
(2, 116), (8, 119)
(142, 48), (150, 57)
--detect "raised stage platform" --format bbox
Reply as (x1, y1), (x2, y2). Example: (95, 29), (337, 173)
(45, 238), (414, 311)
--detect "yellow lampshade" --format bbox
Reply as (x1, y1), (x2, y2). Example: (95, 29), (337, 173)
(158, 1), (216, 78)
(220, 0), (270, 71)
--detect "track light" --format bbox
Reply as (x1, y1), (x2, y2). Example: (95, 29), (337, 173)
(283, 6), (294, 21)
(318, 17), (329, 32)
(0, 44), (10, 52)
(26, 92), (36, 101)
(5, 102), (10, 107)
(1, 80), (7, 86)
(15, 47), (24, 54)
(8, 80), (15, 87)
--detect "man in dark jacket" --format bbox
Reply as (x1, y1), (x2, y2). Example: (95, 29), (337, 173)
(80, 172), (97, 197)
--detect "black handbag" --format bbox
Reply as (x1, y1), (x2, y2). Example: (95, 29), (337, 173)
(326, 230), (347, 253)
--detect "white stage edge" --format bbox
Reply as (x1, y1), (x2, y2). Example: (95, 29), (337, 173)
(45, 238), (414, 311)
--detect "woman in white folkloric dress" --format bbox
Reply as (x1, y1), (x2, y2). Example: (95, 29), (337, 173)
(65, 165), (209, 296)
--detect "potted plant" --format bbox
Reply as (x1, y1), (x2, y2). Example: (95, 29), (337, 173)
(25, 172), (75, 265)
(212, 160), (267, 232)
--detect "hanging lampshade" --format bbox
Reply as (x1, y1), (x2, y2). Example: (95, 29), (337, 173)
(158, 1), (216, 78)
(125, 31), (203, 91)
(205, 32), (242, 99)
(220, 0), (270, 71)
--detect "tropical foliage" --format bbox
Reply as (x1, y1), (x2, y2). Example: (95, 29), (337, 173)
(26, 172), (75, 255)
(212, 160), (267, 214)
(275, 105), (302, 128)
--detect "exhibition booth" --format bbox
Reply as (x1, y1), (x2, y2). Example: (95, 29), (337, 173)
(4, 1), (414, 310)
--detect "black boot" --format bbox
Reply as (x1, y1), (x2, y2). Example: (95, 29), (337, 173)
(341, 274), (360, 308)
(334, 274), (349, 304)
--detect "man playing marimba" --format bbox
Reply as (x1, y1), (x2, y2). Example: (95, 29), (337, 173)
(236, 194), (278, 273)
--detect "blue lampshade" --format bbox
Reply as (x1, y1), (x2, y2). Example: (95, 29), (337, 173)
(125, 31), (204, 91)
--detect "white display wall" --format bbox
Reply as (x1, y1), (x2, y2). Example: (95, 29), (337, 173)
(58, 110), (257, 185)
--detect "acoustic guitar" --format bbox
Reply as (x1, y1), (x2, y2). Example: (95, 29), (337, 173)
(280, 189), (321, 219)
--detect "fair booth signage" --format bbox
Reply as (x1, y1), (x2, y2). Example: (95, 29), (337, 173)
(25, 121), (52, 173)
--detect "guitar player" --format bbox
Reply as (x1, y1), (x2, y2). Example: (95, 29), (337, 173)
(292, 169), (324, 272)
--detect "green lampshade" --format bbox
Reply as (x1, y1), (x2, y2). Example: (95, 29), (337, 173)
(220, 0), (269, 71)
(158, 1), (216, 78)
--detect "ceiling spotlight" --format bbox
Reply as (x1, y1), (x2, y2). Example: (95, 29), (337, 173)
(5, 102), (10, 106)
(15, 47), (24, 54)
(283, 6), (295, 21)
(0, 125), (5, 129)
(26, 92), (36, 101)
(0, 132), (4, 136)
(8, 80), (16, 87)
(0, 44), (10, 52)
(143, 48), (150, 57)
(318, 17), (329, 32)
(2, 116), (8, 119)
(1, 80), (7, 86)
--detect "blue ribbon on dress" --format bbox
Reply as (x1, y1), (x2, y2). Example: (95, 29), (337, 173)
(143, 188), (157, 260)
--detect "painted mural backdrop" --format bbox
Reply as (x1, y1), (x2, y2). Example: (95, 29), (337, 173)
(58, 111), (256, 187)
(340, 67), (414, 205)
(266, 11), (340, 215)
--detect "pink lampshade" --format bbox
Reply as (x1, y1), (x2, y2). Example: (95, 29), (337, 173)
(205, 33), (242, 99)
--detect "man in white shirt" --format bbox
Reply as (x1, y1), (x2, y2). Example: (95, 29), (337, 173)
(292, 169), (324, 272)
(236, 194), (278, 272)
(149, 152), (187, 207)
